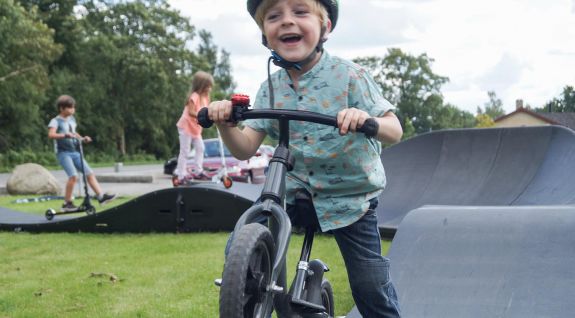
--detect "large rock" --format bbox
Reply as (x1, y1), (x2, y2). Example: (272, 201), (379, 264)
(6, 163), (62, 195)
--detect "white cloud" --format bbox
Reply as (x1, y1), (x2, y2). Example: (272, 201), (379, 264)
(169, 0), (575, 114)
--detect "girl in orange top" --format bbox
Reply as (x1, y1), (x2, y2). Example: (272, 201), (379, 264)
(175, 71), (214, 181)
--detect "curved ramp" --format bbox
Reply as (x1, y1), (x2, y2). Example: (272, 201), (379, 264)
(377, 125), (575, 237)
(348, 205), (575, 317)
(0, 183), (261, 233)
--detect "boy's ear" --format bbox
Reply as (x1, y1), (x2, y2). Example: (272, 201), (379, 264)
(262, 34), (272, 48)
(321, 19), (332, 42)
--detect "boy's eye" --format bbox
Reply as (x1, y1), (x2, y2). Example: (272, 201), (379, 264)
(266, 14), (279, 20)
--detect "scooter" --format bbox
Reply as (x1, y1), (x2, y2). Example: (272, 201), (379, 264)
(45, 137), (96, 221)
(172, 130), (233, 189)
(198, 94), (379, 317)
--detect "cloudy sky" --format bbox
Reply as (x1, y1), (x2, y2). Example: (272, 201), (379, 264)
(169, 0), (575, 114)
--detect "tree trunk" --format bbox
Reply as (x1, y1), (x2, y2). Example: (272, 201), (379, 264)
(117, 126), (126, 156)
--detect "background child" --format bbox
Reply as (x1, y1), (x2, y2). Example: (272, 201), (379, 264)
(48, 95), (116, 211)
(175, 71), (214, 182)
(207, 0), (404, 316)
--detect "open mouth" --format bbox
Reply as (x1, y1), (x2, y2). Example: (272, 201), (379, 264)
(280, 34), (302, 43)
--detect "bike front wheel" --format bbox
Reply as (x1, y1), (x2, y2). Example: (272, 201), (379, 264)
(321, 279), (335, 317)
(220, 223), (275, 318)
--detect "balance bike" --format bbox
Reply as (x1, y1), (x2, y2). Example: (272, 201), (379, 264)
(198, 94), (379, 317)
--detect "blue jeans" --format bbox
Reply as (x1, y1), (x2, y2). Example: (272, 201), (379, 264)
(57, 151), (93, 178)
(331, 208), (401, 317)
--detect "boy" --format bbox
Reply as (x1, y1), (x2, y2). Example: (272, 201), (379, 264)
(48, 95), (116, 212)
(208, 0), (403, 316)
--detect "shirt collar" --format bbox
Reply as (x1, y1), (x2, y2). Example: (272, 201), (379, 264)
(280, 51), (330, 86)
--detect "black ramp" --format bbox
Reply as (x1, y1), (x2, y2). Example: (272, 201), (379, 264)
(377, 126), (575, 237)
(0, 183), (262, 233)
(515, 126), (575, 204)
(348, 205), (575, 318)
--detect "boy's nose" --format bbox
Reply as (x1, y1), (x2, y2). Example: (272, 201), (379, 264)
(280, 13), (296, 26)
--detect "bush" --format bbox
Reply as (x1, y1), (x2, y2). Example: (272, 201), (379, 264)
(0, 149), (158, 172)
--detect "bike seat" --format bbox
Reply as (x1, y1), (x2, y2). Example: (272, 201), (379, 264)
(287, 190), (321, 231)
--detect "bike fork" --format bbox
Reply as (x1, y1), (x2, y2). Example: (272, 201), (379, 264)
(278, 227), (330, 316)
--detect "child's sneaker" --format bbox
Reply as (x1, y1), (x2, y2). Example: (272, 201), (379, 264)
(193, 171), (211, 181)
(98, 193), (116, 205)
(61, 201), (78, 212)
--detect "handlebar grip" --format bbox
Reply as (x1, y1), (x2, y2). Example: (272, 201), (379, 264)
(359, 118), (379, 138)
(197, 108), (213, 128)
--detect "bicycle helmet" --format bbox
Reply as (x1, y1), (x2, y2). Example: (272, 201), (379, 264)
(247, 0), (339, 31)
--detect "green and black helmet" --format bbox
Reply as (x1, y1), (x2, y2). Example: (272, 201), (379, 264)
(247, 0), (339, 30)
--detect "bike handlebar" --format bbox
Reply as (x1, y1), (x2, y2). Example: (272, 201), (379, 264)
(197, 98), (379, 138)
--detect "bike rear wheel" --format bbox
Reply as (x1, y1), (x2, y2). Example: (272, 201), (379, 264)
(220, 223), (275, 318)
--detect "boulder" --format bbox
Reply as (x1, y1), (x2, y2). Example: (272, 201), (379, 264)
(6, 163), (62, 195)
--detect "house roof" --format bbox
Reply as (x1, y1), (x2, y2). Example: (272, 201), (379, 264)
(495, 108), (575, 130)
(537, 112), (575, 130)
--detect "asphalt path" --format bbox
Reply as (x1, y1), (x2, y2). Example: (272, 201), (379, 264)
(0, 164), (172, 197)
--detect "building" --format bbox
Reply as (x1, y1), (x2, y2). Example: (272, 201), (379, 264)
(494, 100), (575, 131)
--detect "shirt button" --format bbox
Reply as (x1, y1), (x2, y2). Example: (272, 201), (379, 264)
(303, 136), (308, 141)
(309, 171), (314, 176)
(298, 96), (303, 101)
(313, 193), (318, 198)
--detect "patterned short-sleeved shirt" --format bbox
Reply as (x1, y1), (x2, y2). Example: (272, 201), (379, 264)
(245, 52), (395, 232)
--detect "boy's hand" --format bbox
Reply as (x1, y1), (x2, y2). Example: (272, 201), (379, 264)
(207, 100), (236, 127)
(83, 136), (92, 143)
(337, 108), (371, 135)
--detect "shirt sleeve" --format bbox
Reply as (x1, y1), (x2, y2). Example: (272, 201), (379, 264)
(48, 118), (58, 129)
(348, 67), (395, 117)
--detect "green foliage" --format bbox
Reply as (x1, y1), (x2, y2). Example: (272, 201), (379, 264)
(402, 117), (416, 139)
(0, 0), (63, 152)
(0, 149), (157, 172)
(539, 85), (575, 112)
(477, 91), (505, 119)
(354, 48), (476, 135)
(0, 150), (57, 171)
(475, 113), (495, 128)
(2, 0), (235, 161)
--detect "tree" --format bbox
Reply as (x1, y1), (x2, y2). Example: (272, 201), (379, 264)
(475, 113), (495, 128)
(72, 0), (194, 157)
(541, 86), (575, 112)
(0, 0), (62, 152)
(354, 48), (475, 136)
(477, 91), (505, 119)
(16, 0), (82, 68)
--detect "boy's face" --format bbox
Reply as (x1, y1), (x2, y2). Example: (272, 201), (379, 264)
(262, 0), (329, 65)
(60, 105), (76, 117)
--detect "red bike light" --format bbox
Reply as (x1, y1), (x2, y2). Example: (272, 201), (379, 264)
(231, 94), (250, 107)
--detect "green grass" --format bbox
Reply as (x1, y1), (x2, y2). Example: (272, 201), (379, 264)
(0, 197), (392, 317)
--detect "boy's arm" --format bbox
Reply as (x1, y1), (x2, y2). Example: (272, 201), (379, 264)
(373, 111), (403, 144)
(218, 125), (266, 160)
(48, 127), (91, 142)
(207, 100), (267, 160)
(48, 127), (73, 139)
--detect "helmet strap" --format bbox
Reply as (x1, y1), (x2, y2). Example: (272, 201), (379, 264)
(263, 26), (327, 71)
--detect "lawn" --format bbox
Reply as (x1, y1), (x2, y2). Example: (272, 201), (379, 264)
(0, 197), (392, 317)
